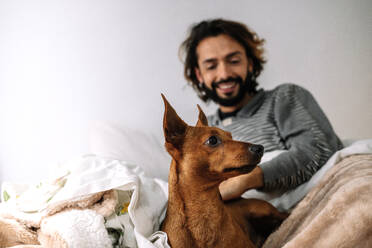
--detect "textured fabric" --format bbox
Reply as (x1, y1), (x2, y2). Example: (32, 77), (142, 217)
(207, 83), (343, 190)
(263, 154), (372, 248)
(39, 209), (112, 248)
(0, 156), (169, 248)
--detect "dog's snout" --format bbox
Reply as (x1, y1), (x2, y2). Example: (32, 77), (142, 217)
(249, 144), (264, 157)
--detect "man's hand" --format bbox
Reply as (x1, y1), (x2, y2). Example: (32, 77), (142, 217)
(219, 166), (264, 201)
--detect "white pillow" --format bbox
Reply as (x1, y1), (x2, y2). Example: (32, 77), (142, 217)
(89, 122), (170, 181)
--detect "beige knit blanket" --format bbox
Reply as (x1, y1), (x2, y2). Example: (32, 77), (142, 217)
(0, 190), (117, 248)
(264, 154), (372, 248)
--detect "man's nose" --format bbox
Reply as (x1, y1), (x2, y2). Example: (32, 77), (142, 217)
(217, 63), (232, 81)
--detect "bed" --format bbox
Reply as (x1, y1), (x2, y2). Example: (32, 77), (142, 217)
(1, 123), (371, 248)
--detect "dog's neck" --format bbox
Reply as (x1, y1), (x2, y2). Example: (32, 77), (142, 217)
(167, 159), (231, 245)
(168, 159), (223, 203)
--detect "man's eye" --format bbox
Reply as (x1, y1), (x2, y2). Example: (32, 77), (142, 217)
(206, 64), (216, 70)
(230, 59), (240, 64)
(205, 136), (221, 147)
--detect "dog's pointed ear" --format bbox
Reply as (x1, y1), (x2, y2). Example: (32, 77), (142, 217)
(161, 94), (187, 151)
(196, 104), (209, 127)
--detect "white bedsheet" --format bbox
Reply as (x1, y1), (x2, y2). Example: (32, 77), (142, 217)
(50, 156), (169, 248)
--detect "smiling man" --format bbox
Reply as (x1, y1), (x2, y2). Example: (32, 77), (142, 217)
(180, 19), (343, 201)
(195, 34), (252, 113)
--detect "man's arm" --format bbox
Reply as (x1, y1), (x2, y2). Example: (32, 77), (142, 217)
(259, 84), (343, 191)
(219, 166), (263, 200)
(219, 84), (343, 200)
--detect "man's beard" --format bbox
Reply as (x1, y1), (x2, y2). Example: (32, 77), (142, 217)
(202, 76), (251, 107)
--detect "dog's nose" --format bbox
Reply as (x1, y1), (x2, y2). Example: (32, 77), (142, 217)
(249, 144), (264, 157)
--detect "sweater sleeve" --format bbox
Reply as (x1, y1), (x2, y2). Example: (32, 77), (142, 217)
(259, 84), (343, 191)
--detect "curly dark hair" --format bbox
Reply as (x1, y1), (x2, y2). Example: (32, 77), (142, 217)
(180, 19), (266, 102)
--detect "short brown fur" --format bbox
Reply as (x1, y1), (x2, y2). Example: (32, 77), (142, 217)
(160, 95), (288, 248)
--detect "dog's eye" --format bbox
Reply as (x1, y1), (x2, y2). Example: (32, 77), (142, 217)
(205, 135), (221, 147)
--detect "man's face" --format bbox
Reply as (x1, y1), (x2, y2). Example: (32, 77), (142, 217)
(195, 34), (251, 104)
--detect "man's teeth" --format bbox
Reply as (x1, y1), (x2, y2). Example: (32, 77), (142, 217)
(219, 83), (235, 89)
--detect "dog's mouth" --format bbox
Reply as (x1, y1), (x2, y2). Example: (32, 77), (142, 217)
(223, 164), (256, 174)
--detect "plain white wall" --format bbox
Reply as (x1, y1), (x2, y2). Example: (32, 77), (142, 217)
(0, 0), (371, 184)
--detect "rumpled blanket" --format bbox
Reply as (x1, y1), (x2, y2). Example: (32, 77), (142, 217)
(263, 154), (372, 248)
(0, 189), (117, 248)
(0, 156), (168, 248)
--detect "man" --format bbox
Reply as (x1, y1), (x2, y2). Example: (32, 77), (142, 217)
(180, 19), (343, 201)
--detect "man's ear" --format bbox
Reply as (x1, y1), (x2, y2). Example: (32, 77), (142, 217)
(195, 67), (204, 86)
(161, 94), (188, 155)
(196, 104), (208, 127)
(247, 58), (253, 74)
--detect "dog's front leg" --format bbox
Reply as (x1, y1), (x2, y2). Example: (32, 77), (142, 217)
(229, 198), (289, 239)
(233, 198), (288, 220)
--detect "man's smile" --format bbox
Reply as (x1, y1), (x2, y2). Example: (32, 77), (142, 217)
(215, 81), (238, 96)
(217, 82), (236, 92)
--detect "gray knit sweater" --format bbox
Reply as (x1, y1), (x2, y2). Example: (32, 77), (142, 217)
(207, 83), (343, 191)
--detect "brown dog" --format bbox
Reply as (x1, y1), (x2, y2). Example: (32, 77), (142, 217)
(160, 95), (287, 248)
